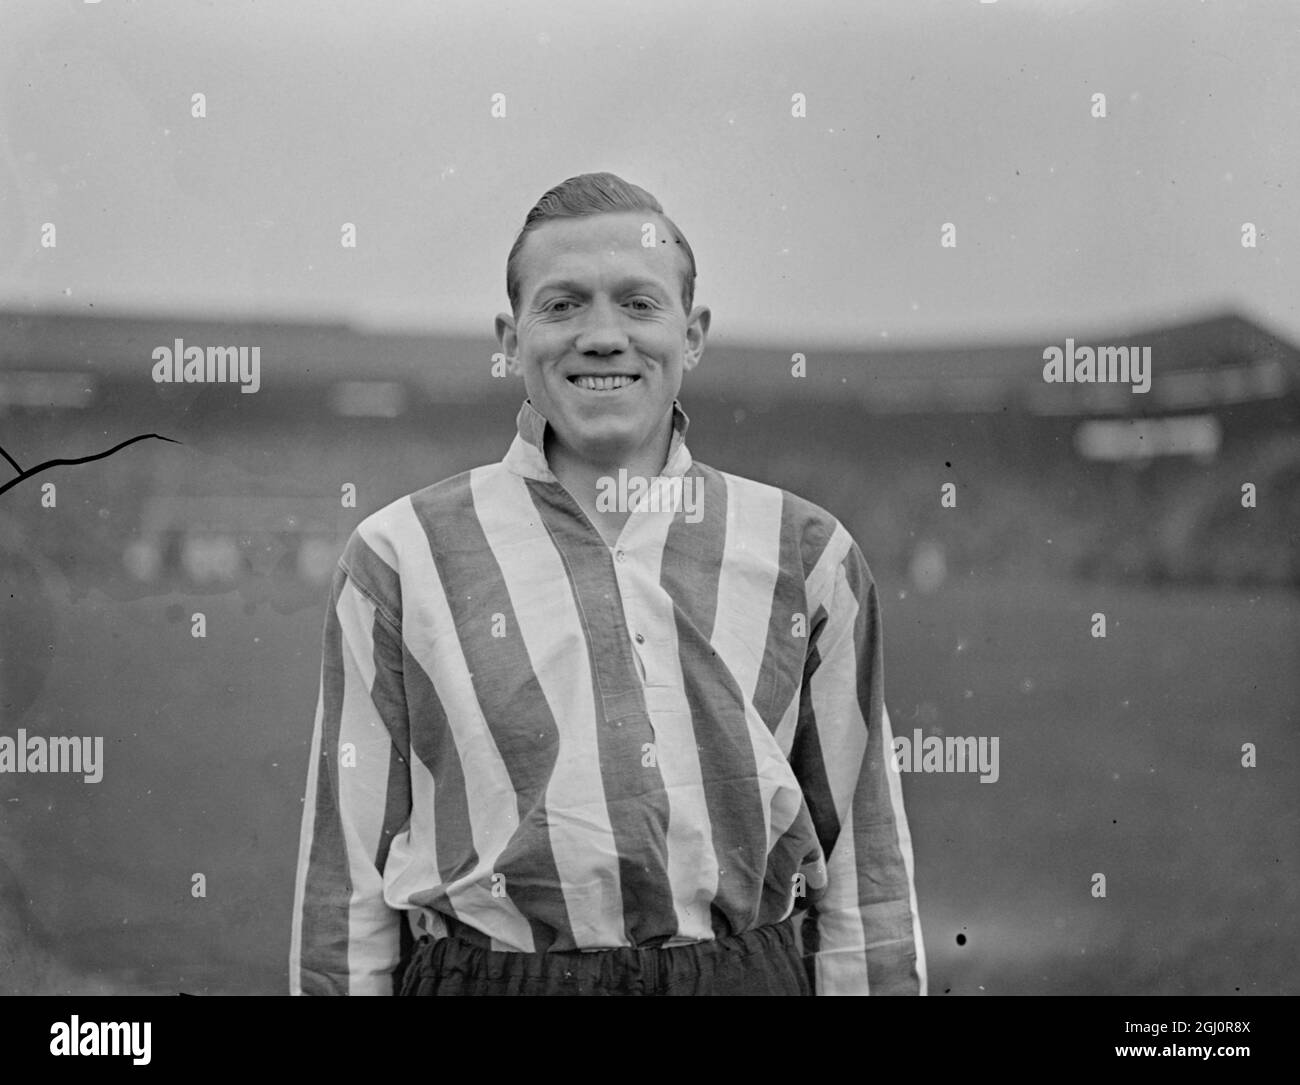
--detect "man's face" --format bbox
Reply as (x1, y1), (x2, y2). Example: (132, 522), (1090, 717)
(496, 211), (709, 473)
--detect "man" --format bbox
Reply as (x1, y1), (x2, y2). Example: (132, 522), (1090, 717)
(290, 172), (925, 996)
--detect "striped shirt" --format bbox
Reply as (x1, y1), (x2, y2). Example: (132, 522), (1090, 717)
(291, 399), (926, 996)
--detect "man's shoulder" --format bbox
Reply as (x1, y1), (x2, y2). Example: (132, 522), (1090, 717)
(693, 461), (856, 567)
(343, 462), (507, 566)
(357, 462), (506, 530)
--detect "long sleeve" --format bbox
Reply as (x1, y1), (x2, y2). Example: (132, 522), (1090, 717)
(290, 558), (412, 995)
(798, 536), (926, 995)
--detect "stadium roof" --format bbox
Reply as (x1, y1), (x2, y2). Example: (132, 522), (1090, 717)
(1, 307), (1296, 415)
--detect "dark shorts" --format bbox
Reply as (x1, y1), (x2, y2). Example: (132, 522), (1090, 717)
(399, 915), (812, 996)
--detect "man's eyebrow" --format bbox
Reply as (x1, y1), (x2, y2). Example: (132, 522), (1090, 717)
(531, 276), (671, 297)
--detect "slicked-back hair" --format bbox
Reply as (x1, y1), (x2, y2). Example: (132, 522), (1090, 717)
(506, 172), (697, 318)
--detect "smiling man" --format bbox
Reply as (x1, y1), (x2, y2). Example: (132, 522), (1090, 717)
(291, 172), (926, 996)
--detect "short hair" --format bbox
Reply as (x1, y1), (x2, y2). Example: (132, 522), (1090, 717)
(506, 172), (697, 318)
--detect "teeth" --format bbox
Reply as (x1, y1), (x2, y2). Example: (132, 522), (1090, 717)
(572, 375), (637, 391)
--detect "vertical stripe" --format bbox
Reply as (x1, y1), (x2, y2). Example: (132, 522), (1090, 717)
(754, 804), (822, 927)
(369, 609), (411, 877)
(760, 495), (840, 928)
(755, 492), (822, 734)
(790, 611), (839, 856)
(387, 494), (535, 951)
(776, 511), (848, 760)
(290, 666), (328, 994)
(816, 825), (868, 995)
(805, 543), (923, 995)
(411, 471), (570, 950)
(801, 908), (821, 990)
(709, 475), (783, 706)
(779, 609), (845, 944)
(800, 511), (841, 587)
(771, 688), (803, 761)
(620, 467), (718, 943)
(662, 468), (768, 936)
(395, 638), (472, 899)
(807, 560), (873, 994)
(528, 479), (679, 945)
(710, 475), (808, 911)
(343, 530), (403, 627)
(295, 569), (352, 994)
(878, 702), (928, 994)
(472, 468), (626, 948)
(843, 549), (922, 995)
(334, 581), (403, 993)
(804, 522), (851, 620)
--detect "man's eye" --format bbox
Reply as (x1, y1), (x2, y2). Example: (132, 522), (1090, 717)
(546, 300), (574, 313)
(628, 298), (656, 311)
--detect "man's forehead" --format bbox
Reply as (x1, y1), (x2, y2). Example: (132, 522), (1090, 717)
(518, 211), (683, 291)
(530, 210), (664, 251)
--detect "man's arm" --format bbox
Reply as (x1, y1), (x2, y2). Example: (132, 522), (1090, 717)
(290, 552), (412, 995)
(797, 531), (926, 995)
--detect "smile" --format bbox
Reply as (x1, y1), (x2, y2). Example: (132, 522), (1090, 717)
(567, 374), (641, 391)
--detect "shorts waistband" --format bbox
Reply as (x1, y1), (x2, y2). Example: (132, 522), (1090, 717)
(399, 913), (807, 996)
(437, 912), (797, 955)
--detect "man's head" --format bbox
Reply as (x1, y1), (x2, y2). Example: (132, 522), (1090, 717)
(495, 172), (710, 477)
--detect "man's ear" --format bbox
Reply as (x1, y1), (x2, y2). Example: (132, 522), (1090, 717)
(682, 305), (710, 373)
(494, 312), (525, 377)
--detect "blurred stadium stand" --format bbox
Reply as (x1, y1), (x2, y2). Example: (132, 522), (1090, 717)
(1, 307), (1296, 597)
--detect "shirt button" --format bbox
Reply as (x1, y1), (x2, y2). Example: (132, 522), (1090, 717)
(615, 549), (627, 563)
(634, 633), (645, 644)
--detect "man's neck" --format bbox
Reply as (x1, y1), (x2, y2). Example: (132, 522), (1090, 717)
(549, 442), (669, 493)
(544, 424), (674, 546)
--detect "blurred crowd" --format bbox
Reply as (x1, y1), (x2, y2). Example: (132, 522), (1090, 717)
(2, 403), (1297, 600)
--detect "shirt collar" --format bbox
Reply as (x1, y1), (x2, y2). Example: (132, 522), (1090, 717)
(503, 399), (693, 482)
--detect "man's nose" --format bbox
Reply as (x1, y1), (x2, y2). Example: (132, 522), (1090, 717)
(574, 297), (628, 354)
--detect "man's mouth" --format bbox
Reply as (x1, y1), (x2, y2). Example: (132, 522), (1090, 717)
(567, 374), (641, 392)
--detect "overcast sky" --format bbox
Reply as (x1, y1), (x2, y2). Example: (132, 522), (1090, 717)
(1, 0), (1296, 347)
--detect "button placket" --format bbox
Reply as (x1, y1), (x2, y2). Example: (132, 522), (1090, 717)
(614, 543), (653, 686)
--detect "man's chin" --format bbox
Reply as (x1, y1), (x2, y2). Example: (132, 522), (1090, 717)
(563, 426), (641, 461)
